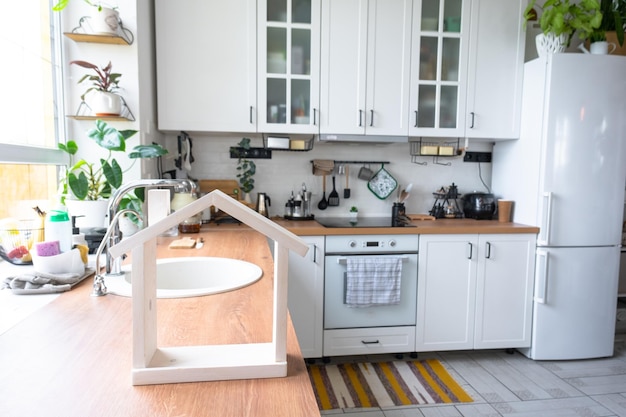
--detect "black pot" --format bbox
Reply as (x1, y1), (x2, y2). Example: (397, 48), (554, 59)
(462, 192), (496, 220)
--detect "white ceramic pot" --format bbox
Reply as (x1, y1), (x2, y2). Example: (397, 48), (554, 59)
(535, 33), (568, 57)
(87, 6), (120, 36)
(65, 199), (109, 229)
(90, 91), (122, 116)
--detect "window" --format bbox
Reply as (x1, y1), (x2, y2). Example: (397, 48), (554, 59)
(0, 0), (64, 219)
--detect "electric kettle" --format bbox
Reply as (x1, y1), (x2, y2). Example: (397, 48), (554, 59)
(256, 193), (271, 217)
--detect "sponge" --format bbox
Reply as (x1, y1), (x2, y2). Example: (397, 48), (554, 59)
(35, 240), (61, 257)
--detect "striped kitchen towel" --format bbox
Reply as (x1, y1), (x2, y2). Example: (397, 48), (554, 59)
(345, 257), (402, 307)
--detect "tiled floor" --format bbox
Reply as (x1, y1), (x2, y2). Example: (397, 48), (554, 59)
(318, 334), (626, 417)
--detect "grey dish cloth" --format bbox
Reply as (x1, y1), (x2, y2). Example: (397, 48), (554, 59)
(2, 271), (83, 295)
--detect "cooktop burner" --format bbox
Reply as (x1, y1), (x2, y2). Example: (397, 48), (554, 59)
(316, 217), (416, 228)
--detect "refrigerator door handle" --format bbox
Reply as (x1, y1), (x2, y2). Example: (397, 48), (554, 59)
(538, 192), (553, 246)
(535, 249), (549, 304)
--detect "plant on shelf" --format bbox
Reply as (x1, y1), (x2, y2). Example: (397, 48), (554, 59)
(70, 60), (123, 116)
(58, 119), (168, 223)
(232, 137), (256, 201)
(524, 0), (603, 52)
(589, 0), (626, 45)
(52, 0), (107, 11)
(349, 206), (358, 221)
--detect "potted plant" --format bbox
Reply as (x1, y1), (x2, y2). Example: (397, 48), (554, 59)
(524, 0), (603, 56)
(231, 137), (256, 204)
(53, 1), (121, 36)
(349, 206), (358, 222)
(70, 60), (123, 116)
(589, 0), (626, 46)
(58, 119), (168, 227)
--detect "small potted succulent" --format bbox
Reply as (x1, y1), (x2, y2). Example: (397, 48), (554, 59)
(58, 119), (168, 227)
(349, 206), (358, 222)
(53, 1), (122, 36)
(70, 60), (123, 116)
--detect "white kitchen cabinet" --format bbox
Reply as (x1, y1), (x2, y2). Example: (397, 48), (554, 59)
(257, 0), (321, 134)
(416, 233), (535, 351)
(155, 0), (257, 132)
(464, 0), (526, 139)
(287, 236), (324, 358)
(319, 0), (413, 136)
(409, 0), (471, 137)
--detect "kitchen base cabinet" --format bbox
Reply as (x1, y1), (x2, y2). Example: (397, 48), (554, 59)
(324, 327), (416, 356)
(416, 233), (535, 352)
(288, 236), (324, 358)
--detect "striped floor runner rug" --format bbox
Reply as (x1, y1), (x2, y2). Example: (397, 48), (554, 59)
(307, 359), (473, 410)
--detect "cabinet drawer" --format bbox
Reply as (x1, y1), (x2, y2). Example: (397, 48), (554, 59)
(323, 327), (415, 356)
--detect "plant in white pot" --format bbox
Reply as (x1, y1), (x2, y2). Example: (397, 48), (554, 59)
(525, 0), (603, 56)
(71, 60), (123, 117)
(53, 1), (121, 36)
(584, 0), (626, 51)
(58, 119), (168, 228)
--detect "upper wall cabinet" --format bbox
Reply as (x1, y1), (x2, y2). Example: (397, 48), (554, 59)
(257, 0), (321, 134)
(409, 0), (471, 138)
(155, 0), (257, 132)
(409, 0), (525, 139)
(464, 0), (525, 139)
(319, 0), (412, 136)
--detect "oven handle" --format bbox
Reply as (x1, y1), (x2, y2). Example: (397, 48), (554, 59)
(336, 256), (410, 264)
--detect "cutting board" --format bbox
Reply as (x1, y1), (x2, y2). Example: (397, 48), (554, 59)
(168, 237), (197, 249)
(198, 180), (241, 200)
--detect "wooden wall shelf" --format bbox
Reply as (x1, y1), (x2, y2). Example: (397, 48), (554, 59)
(64, 32), (131, 45)
(67, 115), (133, 122)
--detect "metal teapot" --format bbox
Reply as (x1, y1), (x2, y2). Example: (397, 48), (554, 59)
(256, 193), (271, 217)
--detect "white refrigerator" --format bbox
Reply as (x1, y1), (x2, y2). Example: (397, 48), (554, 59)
(492, 54), (626, 360)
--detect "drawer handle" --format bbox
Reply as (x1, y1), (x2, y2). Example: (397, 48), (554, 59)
(361, 340), (380, 345)
(337, 256), (409, 264)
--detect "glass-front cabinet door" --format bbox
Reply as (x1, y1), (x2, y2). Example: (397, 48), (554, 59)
(258, 0), (320, 134)
(409, 0), (470, 137)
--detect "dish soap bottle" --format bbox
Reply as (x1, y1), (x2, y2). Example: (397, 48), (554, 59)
(45, 207), (72, 253)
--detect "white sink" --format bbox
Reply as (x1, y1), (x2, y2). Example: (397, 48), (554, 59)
(105, 257), (263, 299)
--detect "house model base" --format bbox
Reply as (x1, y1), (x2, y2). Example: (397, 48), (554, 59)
(108, 189), (308, 386)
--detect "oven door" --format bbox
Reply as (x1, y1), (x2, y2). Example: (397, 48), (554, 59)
(324, 254), (418, 329)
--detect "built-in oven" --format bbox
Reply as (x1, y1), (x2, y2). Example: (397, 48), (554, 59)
(324, 235), (419, 330)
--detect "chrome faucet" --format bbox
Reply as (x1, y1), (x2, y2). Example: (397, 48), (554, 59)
(92, 208), (141, 297)
(104, 179), (193, 276)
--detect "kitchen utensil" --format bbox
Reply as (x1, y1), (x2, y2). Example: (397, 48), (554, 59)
(328, 176), (340, 206)
(358, 165), (375, 181)
(256, 193), (271, 217)
(196, 237), (204, 249)
(344, 165), (351, 198)
(367, 164), (398, 200)
(462, 192), (496, 220)
(317, 175), (328, 210)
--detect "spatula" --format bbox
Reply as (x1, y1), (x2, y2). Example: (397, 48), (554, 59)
(328, 176), (340, 206)
(344, 165), (351, 198)
(317, 174), (328, 210)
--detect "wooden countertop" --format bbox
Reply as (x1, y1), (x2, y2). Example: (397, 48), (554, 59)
(266, 216), (539, 236)
(0, 230), (320, 417)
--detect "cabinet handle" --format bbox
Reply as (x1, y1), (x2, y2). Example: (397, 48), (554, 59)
(467, 242), (473, 260)
(310, 244), (317, 263)
(249, 106), (254, 124)
(469, 112), (475, 129)
(358, 110), (363, 127)
(538, 192), (553, 246)
(414, 110), (418, 128)
(485, 242), (491, 259)
(313, 108), (317, 126)
(361, 340), (380, 345)
(370, 110), (374, 127)
(535, 250), (549, 304)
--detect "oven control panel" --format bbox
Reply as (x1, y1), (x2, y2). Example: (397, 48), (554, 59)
(325, 235), (418, 254)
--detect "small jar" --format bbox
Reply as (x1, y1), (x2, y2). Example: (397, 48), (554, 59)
(171, 192), (202, 233)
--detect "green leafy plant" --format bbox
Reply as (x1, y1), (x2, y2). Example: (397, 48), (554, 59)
(58, 119), (168, 203)
(590, 0), (626, 44)
(524, 0), (603, 46)
(70, 60), (121, 102)
(52, 1), (110, 12)
(350, 206), (358, 213)
(232, 137), (256, 194)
